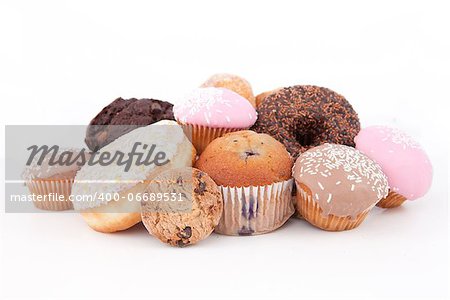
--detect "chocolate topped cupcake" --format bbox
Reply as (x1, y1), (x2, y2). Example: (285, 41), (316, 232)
(85, 97), (174, 151)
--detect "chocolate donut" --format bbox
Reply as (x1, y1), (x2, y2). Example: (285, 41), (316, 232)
(85, 97), (174, 151)
(251, 85), (360, 159)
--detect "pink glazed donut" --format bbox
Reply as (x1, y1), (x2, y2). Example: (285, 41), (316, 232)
(354, 126), (432, 208)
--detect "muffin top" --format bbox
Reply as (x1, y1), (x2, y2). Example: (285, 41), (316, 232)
(22, 148), (87, 180)
(195, 130), (293, 187)
(355, 126), (432, 200)
(173, 87), (257, 128)
(292, 143), (389, 218)
(85, 97), (174, 151)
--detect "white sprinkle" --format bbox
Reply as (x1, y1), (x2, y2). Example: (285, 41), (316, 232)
(326, 193), (332, 203)
(204, 112), (210, 125)
(315, 193), (319, 200)
(335, 181), (341, 185)
(216, 109), (223, 113)
(248, 113), (253, 120)
(225, 116), (231, 123)
(317, 182), (324, 190)
(224, 102), (232, 108)
(351, 184), (355, 191)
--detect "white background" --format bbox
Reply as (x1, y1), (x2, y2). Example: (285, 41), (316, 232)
(0, 0), (449, 299)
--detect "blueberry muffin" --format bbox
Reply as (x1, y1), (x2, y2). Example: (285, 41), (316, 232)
(195, 130), (294, 235)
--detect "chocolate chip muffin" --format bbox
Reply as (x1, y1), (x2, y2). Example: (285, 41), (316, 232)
(195, 130), (294, 235)
(85, 97), (174, 151)
(141, 168), (223, 247)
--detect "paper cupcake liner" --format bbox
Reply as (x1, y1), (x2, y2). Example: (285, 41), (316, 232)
(215, 179), (294, 236)
(376, 190), (407, 208)
(291, 186), (303, 219)
(296, 184), (369, 231)
(177, 122), (245, 153)
(26, 179), (74, 211)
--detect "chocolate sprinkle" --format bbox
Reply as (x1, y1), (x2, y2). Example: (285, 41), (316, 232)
(251, 85), (360, 159)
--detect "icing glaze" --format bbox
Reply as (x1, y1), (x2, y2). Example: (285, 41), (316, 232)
(71, 120), (187, 210)
(22, 148), (86, 180)
(173, 87), (257, 128)
(292, 144), (388, 218)
(355, 126), (432, 200)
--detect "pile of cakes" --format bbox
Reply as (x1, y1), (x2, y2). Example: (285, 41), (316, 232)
(22, 73), (433, 247)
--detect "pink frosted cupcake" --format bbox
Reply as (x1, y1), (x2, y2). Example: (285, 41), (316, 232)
(173, 87), (257, 153)
(355, 126), (433, 208)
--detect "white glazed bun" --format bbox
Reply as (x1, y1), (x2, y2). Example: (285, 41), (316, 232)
(72, 120), (195, 233)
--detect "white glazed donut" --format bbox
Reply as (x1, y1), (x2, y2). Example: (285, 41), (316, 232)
(72, 120), (196, 233)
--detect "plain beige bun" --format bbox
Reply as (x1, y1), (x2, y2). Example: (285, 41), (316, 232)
(255, 88), (282, 107)
(201, 73), (256, 107)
